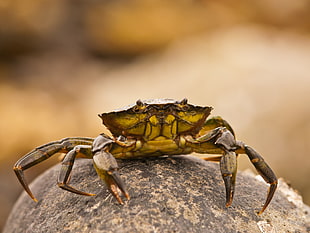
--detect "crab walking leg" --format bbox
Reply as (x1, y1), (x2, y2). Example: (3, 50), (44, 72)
(186, 127), (240, 207)
(13, 137), (94, 202)
(187, 126), (277, 214)
(244, 145), (278, 215)
(92, 134), (130, 204)
(58, 145), (96, 196)
(202, 155), (222, 162)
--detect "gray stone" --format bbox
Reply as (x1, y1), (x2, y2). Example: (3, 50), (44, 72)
(4, 156), (310, 233)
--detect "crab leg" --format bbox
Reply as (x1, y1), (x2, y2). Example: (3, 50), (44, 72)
(13, 137), (93, 202)
(58, 145), (96, 196)
(202, 155), (222, 162)
(187, 124), (277, 214)
(198, 116), (235, 138)
(185, 127), (239, 207)
(92, 134), (130, 204)
(244, 145), (277, 215)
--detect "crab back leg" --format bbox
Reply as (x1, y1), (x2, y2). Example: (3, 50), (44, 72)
(206, 118), (278, 214)
(185, 127), (239, 208)
(92, 134), (130, 204)
(186, 117), (277, 214)
(13, 137), (94, 201)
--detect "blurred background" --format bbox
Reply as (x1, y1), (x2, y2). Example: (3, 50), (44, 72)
(1, 0), (310, 230)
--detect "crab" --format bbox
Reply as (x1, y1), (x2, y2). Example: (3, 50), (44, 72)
(14, 98), (277, 214)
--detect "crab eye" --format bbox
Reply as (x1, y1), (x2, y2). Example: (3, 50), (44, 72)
(136, 99), (144, 106)
(177, 98), (189, 111)
(179, 98), (188, 105)
(133, 100), (146, 113)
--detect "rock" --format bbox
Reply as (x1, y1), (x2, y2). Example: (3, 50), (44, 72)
(4, 156), (310, 233)
(0, 0), (67, 57)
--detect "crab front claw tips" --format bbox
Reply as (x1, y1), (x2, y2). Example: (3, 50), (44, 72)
(93, 150), (129, 204)
(222, 174), (234, 207)
(106, 170), (130, 204)
(219, 151), (237, 208)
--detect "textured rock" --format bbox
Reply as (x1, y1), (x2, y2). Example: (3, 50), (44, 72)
(4, 156), (310, 233)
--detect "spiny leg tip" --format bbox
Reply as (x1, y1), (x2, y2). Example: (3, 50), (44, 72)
(115, 192), (130, 204)
(257, 210), (264, 215)
(29, 193), (38, 202)
(225, 200), (233, 208)
(117, 198), (124, 205)
(257, 207), (266, 215)
(224, 191), (234, 208)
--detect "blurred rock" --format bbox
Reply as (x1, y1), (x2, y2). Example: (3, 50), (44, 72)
(1, 0), (310, 58)
(78, 0), (310, 56)
(82, 1), (209, 56)
(0, 0), (68, 57)
(4, 156), (310, 233)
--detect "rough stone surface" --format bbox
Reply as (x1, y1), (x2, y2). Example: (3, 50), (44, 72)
(4, 156), (310, 233)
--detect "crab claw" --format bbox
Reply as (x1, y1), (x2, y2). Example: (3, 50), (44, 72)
(93, 151), (130, 204)
(220, 151), (237, 208)
(105, 170), (130, 204)
(222, 175), (234, 207)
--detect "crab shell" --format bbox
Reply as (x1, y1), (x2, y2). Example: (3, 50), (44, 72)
(98, 98), (213, 139)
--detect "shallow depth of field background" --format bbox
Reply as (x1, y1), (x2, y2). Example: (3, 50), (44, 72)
(1, 0), (310, 230)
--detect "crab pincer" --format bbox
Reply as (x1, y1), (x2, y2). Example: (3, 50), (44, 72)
(93, 150), (130, 204)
